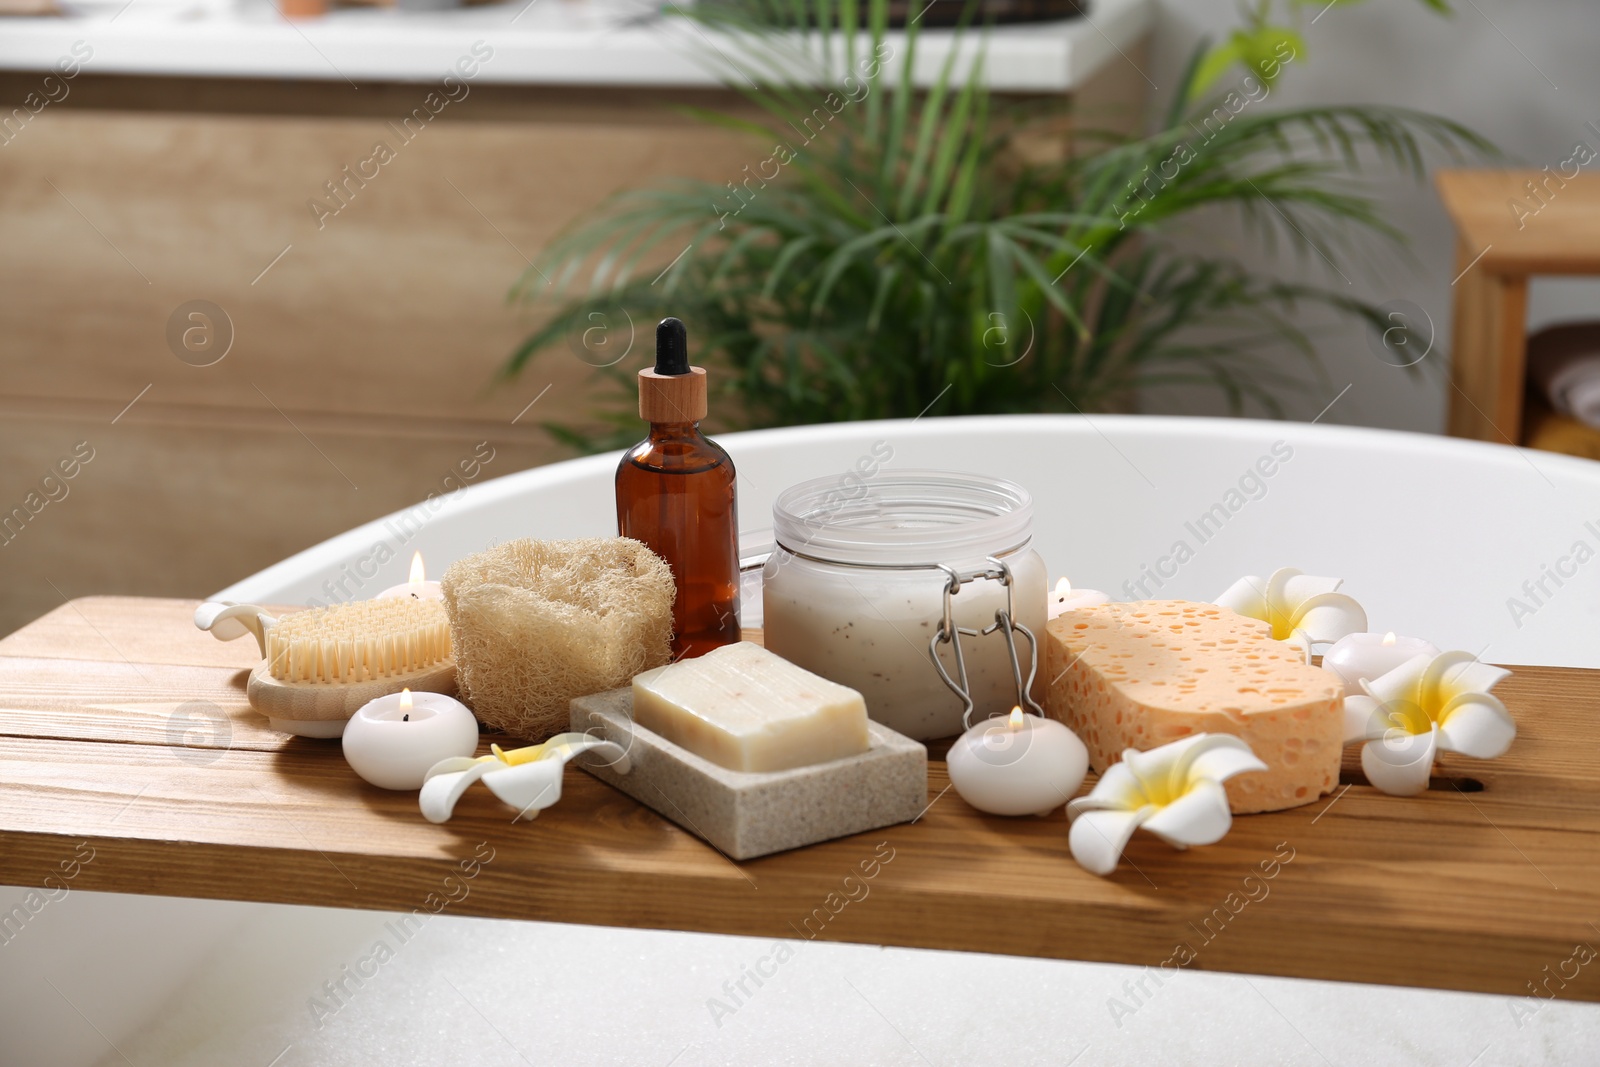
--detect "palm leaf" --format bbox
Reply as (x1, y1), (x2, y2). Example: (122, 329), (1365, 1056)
(502, 0), (1493, 452)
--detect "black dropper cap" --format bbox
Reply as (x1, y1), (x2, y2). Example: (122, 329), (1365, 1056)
(655, 317), (690, 376)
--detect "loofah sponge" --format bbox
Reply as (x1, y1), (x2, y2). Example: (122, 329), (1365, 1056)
(441, 537), (675, 740)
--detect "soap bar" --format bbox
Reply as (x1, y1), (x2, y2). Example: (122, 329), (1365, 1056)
(1042, 601), (1343, 814)
(631, 642), (870, 773)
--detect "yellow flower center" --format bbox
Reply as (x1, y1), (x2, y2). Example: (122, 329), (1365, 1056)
(476, 742), (546, 766)
(1131, 770), (1192, 809)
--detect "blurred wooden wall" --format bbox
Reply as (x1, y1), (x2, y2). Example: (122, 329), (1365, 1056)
(0, 54), (1144, 637)
(0, 77), (764, 636)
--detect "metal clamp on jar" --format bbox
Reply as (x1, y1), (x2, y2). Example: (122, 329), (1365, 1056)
(928, 555), (1046, 731)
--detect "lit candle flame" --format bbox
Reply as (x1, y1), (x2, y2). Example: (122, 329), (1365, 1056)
(1053, 577), (1072, 598)
(399, 688), (413, 712)
(1009, 706), (1024, 730)
(1382, 631), (1396, 647)
(408, 551), (427, 586)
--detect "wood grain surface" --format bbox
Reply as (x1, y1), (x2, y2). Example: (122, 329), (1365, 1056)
(1436, 170), (1600, 276)
(2, 597), (1597, 1003)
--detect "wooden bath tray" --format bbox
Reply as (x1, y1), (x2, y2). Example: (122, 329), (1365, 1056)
(2, 597), (1597, 1002)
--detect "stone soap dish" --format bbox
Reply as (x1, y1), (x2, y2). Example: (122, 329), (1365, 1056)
(570, 689), (928, 860)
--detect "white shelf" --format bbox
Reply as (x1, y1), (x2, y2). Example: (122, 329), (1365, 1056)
(0, 0), (1153, 92)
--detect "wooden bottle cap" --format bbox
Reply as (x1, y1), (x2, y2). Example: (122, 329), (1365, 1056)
(639, 366), (708, 423)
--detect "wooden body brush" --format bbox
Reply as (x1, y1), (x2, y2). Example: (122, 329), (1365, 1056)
(196, 599), (459, 737)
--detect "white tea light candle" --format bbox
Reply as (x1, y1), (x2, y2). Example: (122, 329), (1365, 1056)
(1047, 577), (1110, 620)
(343, 688), (480, 790)
(947, 707), (1088, 816)
(377, 551), (444, 601)
(1323, 631), (1440, 697)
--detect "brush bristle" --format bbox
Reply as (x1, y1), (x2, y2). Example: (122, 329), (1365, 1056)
(265, 599), (452, 684)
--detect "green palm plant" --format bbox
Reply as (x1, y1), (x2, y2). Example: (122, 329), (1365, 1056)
(503, 0), (1492, 452)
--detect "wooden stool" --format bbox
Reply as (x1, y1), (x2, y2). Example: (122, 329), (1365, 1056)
(1436, 168), (1600, 448)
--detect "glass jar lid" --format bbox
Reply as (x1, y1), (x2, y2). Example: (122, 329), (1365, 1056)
(772, 468), (1034, 568)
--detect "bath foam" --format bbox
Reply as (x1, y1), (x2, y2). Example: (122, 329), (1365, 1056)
(1042, 601), (1344, 814)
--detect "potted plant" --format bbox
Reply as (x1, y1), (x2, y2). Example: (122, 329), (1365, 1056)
(502, 0), (1489, 451)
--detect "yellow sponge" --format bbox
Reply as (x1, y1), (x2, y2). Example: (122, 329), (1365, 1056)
(1043, 601), (1343, 814)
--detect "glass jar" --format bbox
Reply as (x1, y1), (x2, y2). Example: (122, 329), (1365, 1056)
(762, 469), (1047, 740)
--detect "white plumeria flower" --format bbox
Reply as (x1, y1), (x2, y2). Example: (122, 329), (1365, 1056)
(1343, 650), (1515, 796)
(420, 733), (630, 824)
(1066, 734), (1268, 876)
(1213, 567), (1368, 661)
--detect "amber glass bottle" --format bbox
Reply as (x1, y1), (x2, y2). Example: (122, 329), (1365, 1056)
(616, 318), (740, 658)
